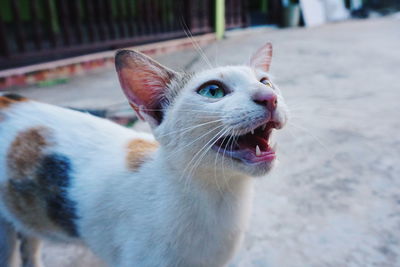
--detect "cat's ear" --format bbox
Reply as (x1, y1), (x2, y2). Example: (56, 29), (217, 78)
(115, 50), (176, 127)
(250, 42), (273, 72)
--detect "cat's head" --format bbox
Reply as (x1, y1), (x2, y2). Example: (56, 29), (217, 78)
(115, 43), (288, 177)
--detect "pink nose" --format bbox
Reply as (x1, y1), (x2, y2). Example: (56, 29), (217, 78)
(253, 91), (278, 111)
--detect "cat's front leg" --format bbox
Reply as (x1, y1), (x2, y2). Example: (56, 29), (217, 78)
(0, 217), (19, 267)
(19, 235), (43, 267)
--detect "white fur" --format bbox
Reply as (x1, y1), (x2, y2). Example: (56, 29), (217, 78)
(0, 54), (288, 266)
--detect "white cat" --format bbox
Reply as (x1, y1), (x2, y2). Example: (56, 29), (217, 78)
(0, 43), (288, 267)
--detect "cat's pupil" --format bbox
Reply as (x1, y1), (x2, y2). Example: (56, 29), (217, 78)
(197, 83), (225, 98)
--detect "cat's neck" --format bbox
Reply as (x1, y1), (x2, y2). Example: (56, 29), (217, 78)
(125, 147), (254, 266)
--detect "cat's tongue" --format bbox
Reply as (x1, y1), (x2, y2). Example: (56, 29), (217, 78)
(234, 134), (275, 164)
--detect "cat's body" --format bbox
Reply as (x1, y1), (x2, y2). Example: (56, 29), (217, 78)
(0, 43), (287, 266)
(0, 99), (250, 266)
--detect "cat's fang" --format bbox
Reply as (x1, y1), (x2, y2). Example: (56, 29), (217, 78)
(261, 124), (267, 131)
(251, 129), (254, 135)
(255, 145), (261, 156)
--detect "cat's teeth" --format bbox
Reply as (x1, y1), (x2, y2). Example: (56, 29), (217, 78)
(251, 129), (254, 135)
(262, 124), (267, 131)
(256, 145), (261, 156)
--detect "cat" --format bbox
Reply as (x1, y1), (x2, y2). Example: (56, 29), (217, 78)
(0, 42), (288, 267)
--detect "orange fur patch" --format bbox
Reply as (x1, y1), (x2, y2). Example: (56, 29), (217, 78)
(126, 139), (158, 171)
(0, 95), (27, 109)
(1, 127), (60, 235)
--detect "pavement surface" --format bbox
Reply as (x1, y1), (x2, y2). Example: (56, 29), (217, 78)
(6, 15), (400, 267)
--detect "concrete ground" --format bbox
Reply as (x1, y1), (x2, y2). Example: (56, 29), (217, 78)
(7, 15), (400, 266)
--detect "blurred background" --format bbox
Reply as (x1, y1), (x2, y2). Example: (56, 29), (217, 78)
(1, 0), (400, 266)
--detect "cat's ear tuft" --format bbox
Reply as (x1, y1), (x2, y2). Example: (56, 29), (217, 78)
(115, 50), (176, 127)
(250, 42), (273, 72)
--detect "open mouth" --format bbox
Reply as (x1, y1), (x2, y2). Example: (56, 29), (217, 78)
(213, 122), (277, 165)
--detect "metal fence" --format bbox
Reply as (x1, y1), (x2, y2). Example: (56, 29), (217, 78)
(225, 0), (249, 29)
(1, 0), (251, 70)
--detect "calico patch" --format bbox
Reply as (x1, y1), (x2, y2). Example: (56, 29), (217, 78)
(7, 127), (50, 180)
(37, 154), (79, 237)
(126, 139), (158, 171)
(4, 127), (79, 237)
(0, 94), (27, 109)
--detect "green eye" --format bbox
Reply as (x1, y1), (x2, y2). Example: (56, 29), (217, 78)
(260, 78), (273, 88)
(197, 84), (226, 98)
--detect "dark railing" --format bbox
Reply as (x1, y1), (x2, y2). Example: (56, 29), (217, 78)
(225, 0), (249, 29)
(1, 0), (238, 70)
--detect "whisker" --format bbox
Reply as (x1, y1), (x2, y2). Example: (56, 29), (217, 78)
(180, 17), (213, 69)
(288, 122), (332, 155)
(221, 129), (237, 194)
(184, 126), (227, 177)
(221, 134), (230, 192)
(214, 128), (232, 194)
(157, 119), (225, 138)
(165, 124), (225, 160)
(181, 126), (228, 191)
(187, 126), (230, 187)
(139, 108), (226, 114)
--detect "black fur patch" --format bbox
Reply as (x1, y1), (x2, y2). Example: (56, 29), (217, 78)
(3, 93), (26, 101)
(37, 154), (79, 237)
